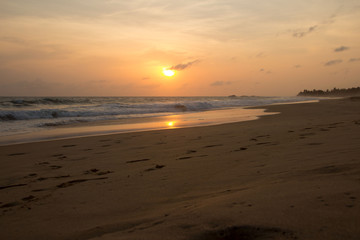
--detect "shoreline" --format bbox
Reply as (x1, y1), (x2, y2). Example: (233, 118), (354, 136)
(0, 107), (276, 146)
(0, 99), (319, 146)
(1, 98), (360, 240)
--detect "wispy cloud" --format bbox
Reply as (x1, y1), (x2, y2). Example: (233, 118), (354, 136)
(292, 25), (317, 38)
(349, 58), (360, 62)
(334, 46), (349, 52)
(289, 12), (338, 39)
(324, 59), (342, 66)
(169, 60), (200, 71)
(259, 68), (271, 74)
(210, 81), (232, 87)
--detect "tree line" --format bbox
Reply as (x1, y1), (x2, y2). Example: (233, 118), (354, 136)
(297, 87), (360, 97)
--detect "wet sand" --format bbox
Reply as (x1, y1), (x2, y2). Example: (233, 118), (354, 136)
(1, 98), (360, 240)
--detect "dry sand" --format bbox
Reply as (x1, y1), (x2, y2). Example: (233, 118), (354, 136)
(1, 98), (360, 240)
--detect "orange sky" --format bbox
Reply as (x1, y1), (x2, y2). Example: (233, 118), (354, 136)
(0, 0), (359, 96)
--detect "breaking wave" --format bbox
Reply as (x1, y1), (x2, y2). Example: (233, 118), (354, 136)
(0, 96), (318, 122)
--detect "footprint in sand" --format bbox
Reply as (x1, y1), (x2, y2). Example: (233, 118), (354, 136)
(203, 144), (223, 148)
(7, 152), (26, 156)
(177, 156), (192, 160)
(307, 142), (323, 146)
(126, 158), (150, 164)
(62, 144), (76, 148)
(232, 147), (248, 152)
(0, 183), (27, 190)
(1, 202), (21, 209)
(38, 161), (49, 165)
(57, 177), (108, 188)
(256, 134), (270, 138)
(84, 168), (113, 175)
(50, 165), (62, 170)
(24, 173), (38, 178)
(145, 164), (165, 172)
(344, 192), (357, 208)
(186, 150), (197, 154)
(22, 195), (36, 202)
(36, 175), (70, 182)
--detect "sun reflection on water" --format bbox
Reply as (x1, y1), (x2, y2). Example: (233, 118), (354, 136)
(167, 121), (175, 127)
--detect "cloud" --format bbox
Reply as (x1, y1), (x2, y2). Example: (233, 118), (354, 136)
(324, 59), (342, 66)
(256, 52), (266, 58)
(289, 12), (338, 39)
(169, 60), (199, 71)
(211, 81), (232, 87)
(292, 25), (317, 38)
(334, 46), (349, 52)
(294, 65), (302, 68)
(349, 58), (360, 62)
(259, 68), (271, 74)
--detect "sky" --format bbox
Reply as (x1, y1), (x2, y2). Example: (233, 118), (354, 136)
(0, 0), (359, 96)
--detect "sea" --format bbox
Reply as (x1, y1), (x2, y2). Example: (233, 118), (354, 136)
(0, 96), (319, 145)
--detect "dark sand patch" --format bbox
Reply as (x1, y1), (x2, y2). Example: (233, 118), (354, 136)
(307, 142), (323, 146)
(192, 225), (296, 240)
(311, 165), (353, 175)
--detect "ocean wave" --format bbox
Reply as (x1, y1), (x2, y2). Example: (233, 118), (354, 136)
(0, 96), (319, 122)
(0, 102), (213, 121)
(0, 97), (93, 107)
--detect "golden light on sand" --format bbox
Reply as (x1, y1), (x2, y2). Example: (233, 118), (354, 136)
(163, 68), (175, 77)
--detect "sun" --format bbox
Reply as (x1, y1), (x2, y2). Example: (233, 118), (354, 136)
(163, 68), (175, 77)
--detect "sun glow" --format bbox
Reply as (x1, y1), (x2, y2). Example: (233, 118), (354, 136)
(167, 121), (175, 127)
(163, 68), (175, 77)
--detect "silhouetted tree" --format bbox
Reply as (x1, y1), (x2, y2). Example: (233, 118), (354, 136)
(298, 87), (360, 97)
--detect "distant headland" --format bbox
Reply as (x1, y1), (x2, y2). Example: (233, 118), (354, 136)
(297, 87), (360, 97)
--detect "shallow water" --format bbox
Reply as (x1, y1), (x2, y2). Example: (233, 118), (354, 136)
(0, 96), (319, 145)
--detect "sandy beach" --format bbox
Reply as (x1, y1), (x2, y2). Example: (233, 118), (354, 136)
(1, 97), (360, 240)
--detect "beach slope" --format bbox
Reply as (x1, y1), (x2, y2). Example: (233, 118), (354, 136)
(1, 98), (360, 240)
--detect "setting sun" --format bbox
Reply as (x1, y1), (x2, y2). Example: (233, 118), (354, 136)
(163, 68), (175, 77)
